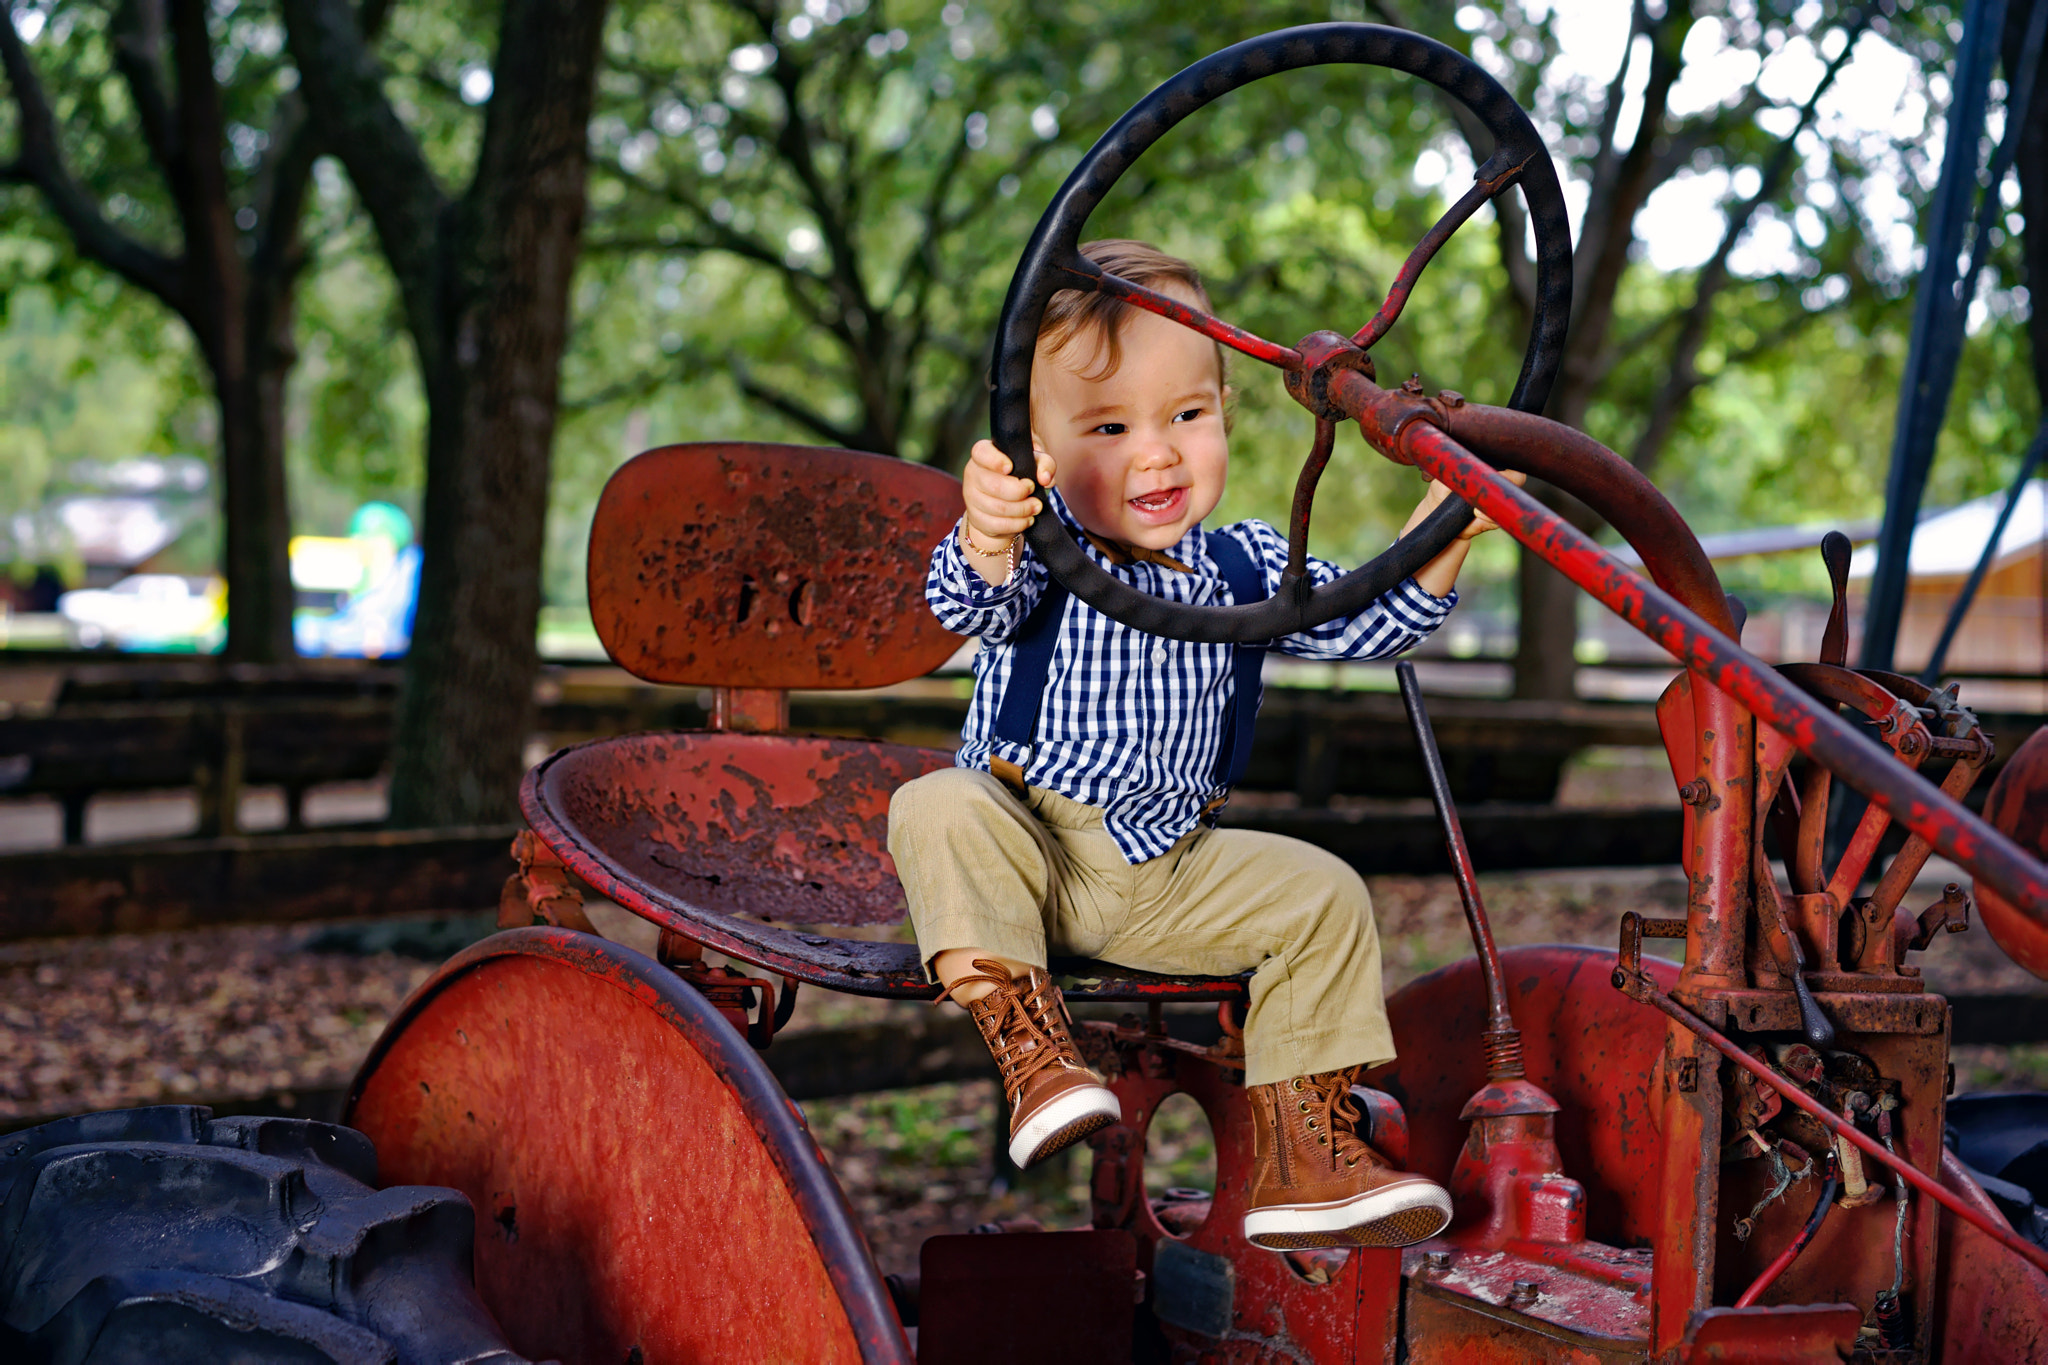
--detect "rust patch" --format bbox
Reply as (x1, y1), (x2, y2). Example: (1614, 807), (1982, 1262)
(588, 442), (966, 689)
(537, 731), (950, 927)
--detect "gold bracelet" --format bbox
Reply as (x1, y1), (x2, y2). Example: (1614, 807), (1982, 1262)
(958, 520), (1021, 581)
(959, 520), (1015, 559)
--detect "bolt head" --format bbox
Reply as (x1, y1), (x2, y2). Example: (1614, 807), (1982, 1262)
(1424, 1250), (1453, 1271)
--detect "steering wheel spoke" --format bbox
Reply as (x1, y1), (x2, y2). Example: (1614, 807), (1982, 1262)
(1284, 417), (1339, 582)
(1059, 256), (1305, 371)
(1352, 145), (1534, 352)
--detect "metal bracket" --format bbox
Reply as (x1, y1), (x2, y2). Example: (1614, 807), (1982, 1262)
(657, 928), (797, 1049)
(501, 829), (599, 934)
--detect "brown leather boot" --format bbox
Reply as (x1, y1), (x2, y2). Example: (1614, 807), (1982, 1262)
(947, 959), (1120, 1167)
(1243, 1068), (1451, 1250)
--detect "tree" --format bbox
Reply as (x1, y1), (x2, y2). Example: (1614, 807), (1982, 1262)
(1369, 0), (1953, 697)
(0, 0), (358, 662)
(571, 0), (1487, 475)
(282, 0), (610, 825)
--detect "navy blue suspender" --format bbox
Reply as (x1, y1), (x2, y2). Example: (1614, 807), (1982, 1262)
(989, 530), (1268, 792)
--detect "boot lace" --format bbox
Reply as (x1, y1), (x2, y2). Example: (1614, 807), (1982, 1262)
(942, 960), (1082, 1102)
(1295, 1068), (1381, 1173)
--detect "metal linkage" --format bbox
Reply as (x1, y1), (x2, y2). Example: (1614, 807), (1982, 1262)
(1328, 370), (2048, 924)
(1611, 958), (2048, 1276)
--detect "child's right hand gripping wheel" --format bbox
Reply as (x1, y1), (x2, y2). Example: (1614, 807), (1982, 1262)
(990, 21), (1575, 644)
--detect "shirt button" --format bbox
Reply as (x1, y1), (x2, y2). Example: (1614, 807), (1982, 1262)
(1151, 645), (1167, 665)
(1150, 741), (1164, 757)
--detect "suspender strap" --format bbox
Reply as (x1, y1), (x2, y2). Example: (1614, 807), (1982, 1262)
(989, 578), (1070, 789)
(985, 531), (1268, 794)
(1205, 530), (1268, 790)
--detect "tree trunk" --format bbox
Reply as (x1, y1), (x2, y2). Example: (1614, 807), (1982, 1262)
(384, 0), (610, 827)
(211, 357), (296, 664)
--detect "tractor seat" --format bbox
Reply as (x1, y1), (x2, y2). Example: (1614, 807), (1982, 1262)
(519, 443), (1249, 1005)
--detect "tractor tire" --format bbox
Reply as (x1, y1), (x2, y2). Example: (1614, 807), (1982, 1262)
(0, 1105), (534, 1365)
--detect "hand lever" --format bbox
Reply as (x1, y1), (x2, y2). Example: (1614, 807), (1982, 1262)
(1396, 662), (1522, 1078)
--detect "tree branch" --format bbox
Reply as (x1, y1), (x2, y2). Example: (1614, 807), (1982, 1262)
(248, 93), (321, 298)
(1628, 305), (1828, 475)
(1580, 0), (1651, 260)
(110, 0), (180, 184)
(1364, 0), (1536, 317)
(1568, 0), (1685, 365)
(279, 0), (447, 306)
(1626, 12), (1868, 473)
(731, 360), (865, 448)
(0, 10), (187, 309)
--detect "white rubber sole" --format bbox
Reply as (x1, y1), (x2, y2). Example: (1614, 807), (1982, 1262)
(1009, 1085), (1121, 1168)
(1243, 1182), (1453, 1250)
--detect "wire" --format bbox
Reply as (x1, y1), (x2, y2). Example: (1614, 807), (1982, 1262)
(1735, 1150), (1840, 1310)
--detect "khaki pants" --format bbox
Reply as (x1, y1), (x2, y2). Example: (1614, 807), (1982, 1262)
(886, 767), (1394, 1086)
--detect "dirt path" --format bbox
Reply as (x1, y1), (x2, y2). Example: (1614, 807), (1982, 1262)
(3, 861), (2035, 1278)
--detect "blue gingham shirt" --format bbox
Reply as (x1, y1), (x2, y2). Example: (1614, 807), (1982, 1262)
(928, 495), (1456, 863)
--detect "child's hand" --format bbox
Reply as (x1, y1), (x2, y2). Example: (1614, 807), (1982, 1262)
(963, 438), (1057, 545)
(1406, 470), (1528, 541)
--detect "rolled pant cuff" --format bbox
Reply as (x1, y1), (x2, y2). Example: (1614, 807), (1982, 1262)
(913, 916), (1050, 984)
(1243, 1028), (1397, 1088)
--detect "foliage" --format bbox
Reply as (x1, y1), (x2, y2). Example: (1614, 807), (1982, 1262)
(3, 0), (2043, 626)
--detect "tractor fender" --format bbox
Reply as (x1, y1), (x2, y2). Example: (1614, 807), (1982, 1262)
(346, 925), (912, 1365)
(1976, 725), (2048, 980)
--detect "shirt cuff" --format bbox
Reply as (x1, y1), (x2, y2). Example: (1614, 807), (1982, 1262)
(933, 524), (1028, 606)
(1392, 575), (1457, 626)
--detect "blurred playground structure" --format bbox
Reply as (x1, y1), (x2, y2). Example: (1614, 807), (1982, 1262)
(288, 503), (421, 660)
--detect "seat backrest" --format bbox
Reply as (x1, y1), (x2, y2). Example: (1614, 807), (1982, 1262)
(588, 442), (965, 690)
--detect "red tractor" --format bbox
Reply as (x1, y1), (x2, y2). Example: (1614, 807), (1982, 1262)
(6, 24), (2048, 1365)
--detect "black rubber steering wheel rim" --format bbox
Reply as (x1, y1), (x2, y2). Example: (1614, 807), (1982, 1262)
(990, 23), (1573, 644)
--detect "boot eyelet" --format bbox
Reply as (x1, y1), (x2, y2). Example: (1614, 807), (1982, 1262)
(1290, 1078), (1303, 1091)
(1318, 1135), (1328, 1145)
(1346, 1157), (1357, 1167)
(1306, 1118), (1318, 1129)
(1298, 1101), (1310, 1112)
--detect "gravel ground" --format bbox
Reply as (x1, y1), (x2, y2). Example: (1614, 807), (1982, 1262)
(2, 861), (2037, 1279)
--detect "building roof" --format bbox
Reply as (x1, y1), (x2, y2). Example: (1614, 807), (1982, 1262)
(1606, 521), (1877, 567)
(1847, 480), (2045, 580)
(1601, 481), (2044, 579)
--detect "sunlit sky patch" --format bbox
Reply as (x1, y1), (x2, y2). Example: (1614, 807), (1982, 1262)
(1420, 1), (1983, 288)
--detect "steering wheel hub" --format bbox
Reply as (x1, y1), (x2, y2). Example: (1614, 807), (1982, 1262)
(1284, 330), (1378, 422)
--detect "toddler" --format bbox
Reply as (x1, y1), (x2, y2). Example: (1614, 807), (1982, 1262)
(887, 239), (1509, 1250)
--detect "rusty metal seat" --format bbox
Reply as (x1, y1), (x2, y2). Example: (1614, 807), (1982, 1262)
(520, 442), (1250, 1004)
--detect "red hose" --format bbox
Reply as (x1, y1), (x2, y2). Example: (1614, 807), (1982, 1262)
(1735, 1150), (1840, 1309)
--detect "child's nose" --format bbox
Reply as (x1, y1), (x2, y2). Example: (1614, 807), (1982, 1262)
(1134, 429), (1182, 468)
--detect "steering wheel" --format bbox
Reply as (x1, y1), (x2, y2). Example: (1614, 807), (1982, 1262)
(990, 23), (1573, 643)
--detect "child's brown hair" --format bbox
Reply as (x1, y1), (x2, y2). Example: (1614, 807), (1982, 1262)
(1037, 240), (1229, 399)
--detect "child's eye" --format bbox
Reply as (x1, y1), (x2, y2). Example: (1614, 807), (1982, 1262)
(1090, 422), (1127, 436)
(1171, 408), (1204, 424)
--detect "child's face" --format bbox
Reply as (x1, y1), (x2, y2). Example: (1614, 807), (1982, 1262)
(1032, 295), (1227, 551)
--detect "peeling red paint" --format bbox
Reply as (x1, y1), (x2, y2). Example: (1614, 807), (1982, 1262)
(587, 443), (966, 689)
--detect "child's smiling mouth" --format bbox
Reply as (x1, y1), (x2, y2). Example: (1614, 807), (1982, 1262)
(1128, 486), (1188, 521)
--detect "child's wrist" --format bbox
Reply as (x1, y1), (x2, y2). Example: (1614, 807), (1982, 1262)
(959, 518), (1015, 558)
(958, 518), (1022, 582)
